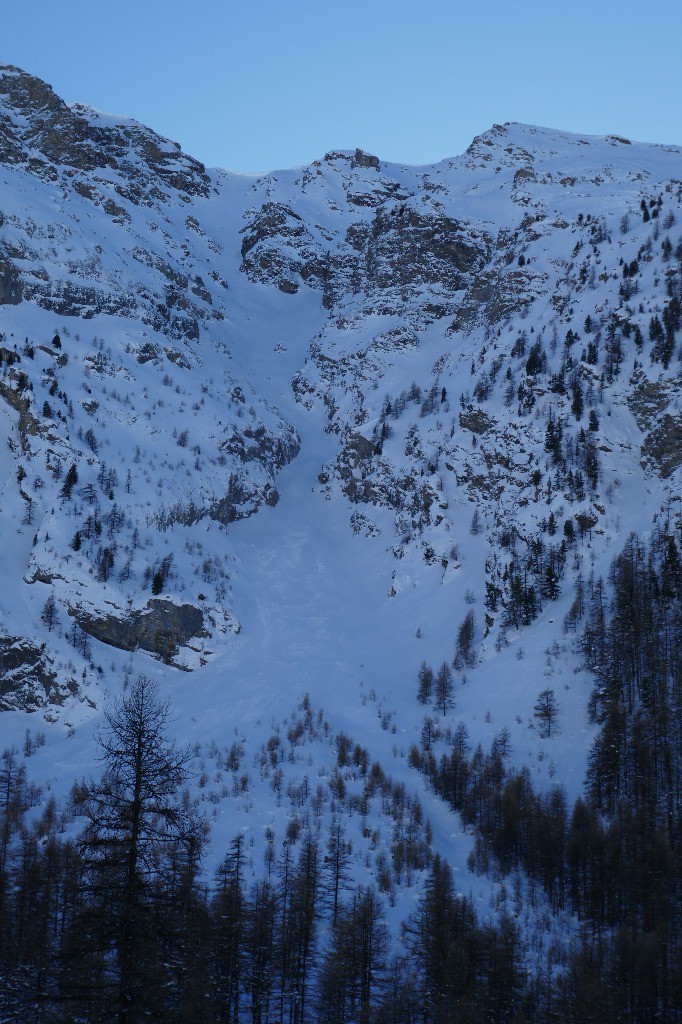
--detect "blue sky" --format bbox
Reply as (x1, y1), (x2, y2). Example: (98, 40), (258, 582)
(4, 0), (681, 173)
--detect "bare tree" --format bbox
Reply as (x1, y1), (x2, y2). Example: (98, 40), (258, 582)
(434, 662), (454, 716)
(79, 676), (203, 1023)
(456, 609), (476, 668)
(534, 688), (559, 738)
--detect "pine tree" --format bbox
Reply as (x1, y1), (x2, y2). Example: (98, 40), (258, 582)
(324, 820), (352, 927)
(60, 462), (78, 499)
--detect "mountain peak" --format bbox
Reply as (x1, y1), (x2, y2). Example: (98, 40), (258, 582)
(0, 64), (210, 197)
(0, 64), (68, 121)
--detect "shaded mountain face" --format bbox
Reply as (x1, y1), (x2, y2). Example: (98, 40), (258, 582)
(0, 63), (679, 721)
(1, 68), (682, 1019)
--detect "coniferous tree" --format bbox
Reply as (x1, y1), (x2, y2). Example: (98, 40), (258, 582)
(534, 688), (558, 738)
(60, 463), (78, 499)
(75, 675), (203, 1024)
(434, 662), (454, 716)
(324, 820), (352, 928)
(212, 835), (246, 1023)
(416, 662), (433, 705)
(40, 594), (58, 632)
(456, 610), (476, 669)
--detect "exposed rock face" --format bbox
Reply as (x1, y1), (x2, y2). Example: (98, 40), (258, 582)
(151, 423), (300, 529)
(335, 433), (379, 503)
(0, 636), (77, 711)
(0, 254), (22, 303)
(0, 378), (41, 449)
(74, 600), (207, 664)
(447, 263), (544, 332)
(240, 192), (489, 325)
(351, 149), (380, 170)
(356, 207), (485, 293)
(641, 415), (682, 478)
(220, 421), (300, 472)
(208, 477), (280, 524)
(627, 374), (673, 431)
(0, 64), (220, 345)
(627, 374), (682, 479)
(459, 409), (497, 435)
(0, 66), (210, 199)
(332, 432), (441, 537)
(240, 202), (328, 293)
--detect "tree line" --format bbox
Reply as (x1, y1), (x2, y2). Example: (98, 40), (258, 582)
(412, 520), (682, 1022)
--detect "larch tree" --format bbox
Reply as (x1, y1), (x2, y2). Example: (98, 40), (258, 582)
(77, 675), (204, 1024)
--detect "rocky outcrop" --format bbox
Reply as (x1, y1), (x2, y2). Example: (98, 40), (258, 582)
(0, 65), (210, 200)
(626, 374), (682, 479)
(459, 408), (497, 435)
(220, 422), (300, 471)
(361, 207), (486, 292)
(208, 479), (279, 524)
(641, 414), (682, 478)
(447, 263), (545, 333)
(0, 254), (22, 304)
(0, 635), (77, 711)
(151, 467), (289, 531)
(627, 375), (674, 431)
(240, 202), (328, 293)
(0, 378), (41, 448)
(319, 208), (489, 317)
(74, 600), (207, 664)
(351, 149), (380, 170)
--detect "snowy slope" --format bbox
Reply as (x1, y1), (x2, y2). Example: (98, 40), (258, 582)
(0, 66), (680, 939)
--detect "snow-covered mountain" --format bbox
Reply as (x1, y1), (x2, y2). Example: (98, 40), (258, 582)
(0, 63), (680, 940)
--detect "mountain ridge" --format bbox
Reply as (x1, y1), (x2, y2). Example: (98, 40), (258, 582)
(0, 61), (677, 728)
